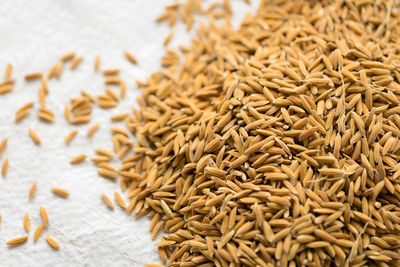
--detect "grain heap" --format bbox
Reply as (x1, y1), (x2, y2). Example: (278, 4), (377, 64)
(121, 0), (400, 266)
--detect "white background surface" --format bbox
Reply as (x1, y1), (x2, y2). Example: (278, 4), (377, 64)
(0, 1), (257, 266)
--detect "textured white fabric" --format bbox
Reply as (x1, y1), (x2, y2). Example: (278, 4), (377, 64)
(0, 0), (257, 266)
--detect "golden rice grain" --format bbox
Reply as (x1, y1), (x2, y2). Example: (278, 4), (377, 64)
(104, 76), (122, 85)
(25, 72), (42, 81)
(6, 236), (28, 246)
(98, 99), (117, 108)
(46, 236), (60, 249)
(97, 168), (118, 180)
(81, 90), (95, 102)
(64, 105), (71, 122)
(61, 52), (75, 62)
(41, 76), (49, 94)
(114, 191), (126, 209)
(103, 68), (120, 76)
(29, 181), (37, 200)
(71, 115), (90, 124)
(4, 63), (12, 79)
(87, 123), (100, 138)
(95, 148), (114, 158)
(55, 62), (64, 79)
(15, 102), (34, 122)
(120, 81), (126, 98)
(39, 88), (46, 107)
(91, 156), (110, 164)
(0, 84), (12, 94)
(15, 108), (31, 123)
(101, 193), (114, 210)
(52, 187), (70, 198)
(37, 111), (54, 123)
(23, 212), (30, 232)
(70, 154), (86, 164)
(94, 56), (100, 71)
(124, 51), (137, 64)
(64, 130), (78, 144)
(111, 113), (128, 121)
(29, 128), (41, 145)
(70, 56), (83, 70)
(40, 206), (49, 226)
(48, 64), (58, 79)
(105, 87), (119, 101)
(2, 157), (8, 177)
(33, 224), (44, 242)
(163, 31), (174, 46)
(0, 138), (7, 155)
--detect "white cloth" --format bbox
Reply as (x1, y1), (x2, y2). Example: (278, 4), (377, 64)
(0, 0), (257, 266)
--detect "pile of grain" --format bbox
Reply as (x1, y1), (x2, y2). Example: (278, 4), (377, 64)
(119, 0), (400, 266)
